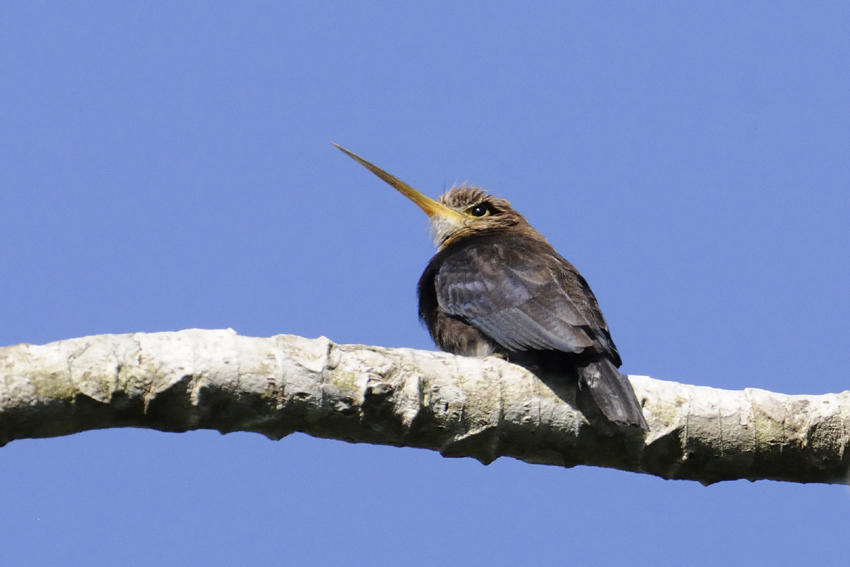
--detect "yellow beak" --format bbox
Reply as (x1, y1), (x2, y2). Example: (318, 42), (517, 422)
(332, 143), (466, 222)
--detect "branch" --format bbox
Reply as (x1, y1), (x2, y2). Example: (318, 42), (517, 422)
(1, 329), (848, 485)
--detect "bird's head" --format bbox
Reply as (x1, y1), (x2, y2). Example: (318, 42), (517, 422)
(333, 143), (533, 249)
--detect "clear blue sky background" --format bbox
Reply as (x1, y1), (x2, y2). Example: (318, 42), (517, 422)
(2, 3), (849, 566)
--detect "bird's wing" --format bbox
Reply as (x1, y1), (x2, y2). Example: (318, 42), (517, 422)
(434, 234), (620, 362)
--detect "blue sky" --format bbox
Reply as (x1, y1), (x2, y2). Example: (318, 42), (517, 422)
(1, 3), (849, 565)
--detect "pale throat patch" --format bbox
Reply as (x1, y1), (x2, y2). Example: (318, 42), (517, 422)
(429, 216), (466, 248)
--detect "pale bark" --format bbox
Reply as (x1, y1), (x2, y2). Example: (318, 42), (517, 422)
(1, 329), (848, 485)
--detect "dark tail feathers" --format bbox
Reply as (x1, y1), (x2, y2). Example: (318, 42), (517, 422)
(577, 358), (649, 430)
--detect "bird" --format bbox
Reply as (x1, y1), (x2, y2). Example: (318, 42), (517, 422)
(333, 143), (649, 430)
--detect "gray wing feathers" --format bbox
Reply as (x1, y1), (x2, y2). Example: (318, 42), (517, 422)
(435, 238), (610, 357)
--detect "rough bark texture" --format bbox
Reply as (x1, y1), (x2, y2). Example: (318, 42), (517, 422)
(1, 329), (848, 485)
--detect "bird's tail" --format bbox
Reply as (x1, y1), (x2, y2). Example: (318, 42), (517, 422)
(577, 359), (649, 430)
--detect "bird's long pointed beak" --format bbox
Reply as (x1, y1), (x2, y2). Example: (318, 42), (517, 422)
(332, 142), (466, 222)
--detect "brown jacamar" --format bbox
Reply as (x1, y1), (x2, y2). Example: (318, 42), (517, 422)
(334, 143), (648, 430)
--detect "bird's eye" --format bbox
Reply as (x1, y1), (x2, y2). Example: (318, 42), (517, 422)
(468, 203), (492, 217)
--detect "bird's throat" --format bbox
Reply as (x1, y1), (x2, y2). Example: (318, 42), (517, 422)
(429, 216), (468, 249)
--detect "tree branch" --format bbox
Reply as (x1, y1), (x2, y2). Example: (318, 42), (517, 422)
(1, 329), (848, 484)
